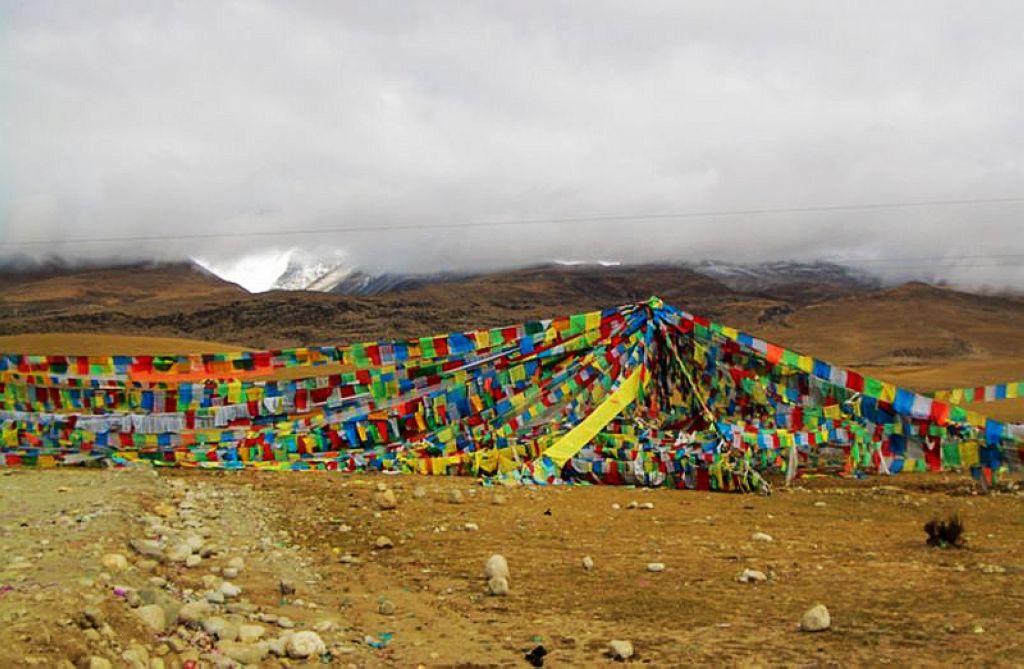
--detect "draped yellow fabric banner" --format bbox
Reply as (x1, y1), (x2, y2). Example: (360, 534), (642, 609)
(541, 367), (642, 468)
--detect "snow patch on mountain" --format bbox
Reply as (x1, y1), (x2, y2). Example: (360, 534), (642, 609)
(271, 249), (354, 291)
(192, 249), (293, 293)
(688, 260), (881, 292)
(553, 259), (623, 267)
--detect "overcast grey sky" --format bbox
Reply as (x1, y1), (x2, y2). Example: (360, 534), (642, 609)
(2, 1), (1023, 288)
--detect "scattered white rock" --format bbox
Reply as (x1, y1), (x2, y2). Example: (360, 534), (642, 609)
(814, 501), (827, 508)
(121, 646), (149, 668)
(448, 489), (465, 504)
(736, 568), (767, 584)
(485, 554), (510, 582)
(751, 532), (774, 543)
(178, 600), (211, 626)
(237, 623), (266, 643)
(267, 635), (290, 657)
(185, 554), (201, 568)
(202, 617), (228, 638)
(134, 604), (167, 632)
(413, 486), (427, 499)
(218, 640), (269, 665)
(639, 502), (654, 510)
(800, 604), (831, 632)
(101, 553), (129, 572)
(129, 538), (164, 561)
(378, 599), (395, 615)
(164, 543), (192, 563)
(463, 523), (479, 532)
(312, 620), (336, 633)
(286, 630), (326, 659)
(609, 639), (634, 661)
(219, 582), (241, 598)
(646, 562), (666, 572)
(611, 503), (621, 510)
(227, 556), (245, 572)
(374, 488), (398, 510)
(374, 535), (394, 549)
(582, 556), (594, 571)
(488, 576), (510, 596)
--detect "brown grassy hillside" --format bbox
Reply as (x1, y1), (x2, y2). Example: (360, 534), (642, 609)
(0, 262), (1021, 419)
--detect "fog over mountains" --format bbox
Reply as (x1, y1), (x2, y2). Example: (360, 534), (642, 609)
(192, 248), (883, 297)
(5, 3), (1024, 291)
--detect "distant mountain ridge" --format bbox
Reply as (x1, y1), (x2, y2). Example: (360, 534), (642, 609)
(689, 260), (881, 291)
(266, 255), (883, 301)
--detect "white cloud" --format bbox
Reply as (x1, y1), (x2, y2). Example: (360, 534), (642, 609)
(1, 1), (1022, 288)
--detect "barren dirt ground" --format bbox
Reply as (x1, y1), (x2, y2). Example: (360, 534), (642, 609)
(1, 467), (1022, 668)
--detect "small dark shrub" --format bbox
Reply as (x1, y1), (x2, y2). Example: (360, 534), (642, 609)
(924, 514), (965, 548)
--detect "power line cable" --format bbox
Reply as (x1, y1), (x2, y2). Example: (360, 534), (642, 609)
(2, 195), (1023, 248)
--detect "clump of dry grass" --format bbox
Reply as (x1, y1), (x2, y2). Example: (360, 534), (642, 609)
(924, 514), (966, 548)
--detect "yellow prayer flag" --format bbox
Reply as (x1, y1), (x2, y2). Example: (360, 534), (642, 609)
(541, 367), (642, 468)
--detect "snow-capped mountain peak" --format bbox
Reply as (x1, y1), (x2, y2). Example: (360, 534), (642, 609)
(271, 249), (354, 291)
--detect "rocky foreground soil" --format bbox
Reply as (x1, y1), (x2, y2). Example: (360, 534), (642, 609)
(0, 467), (1022, 667)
